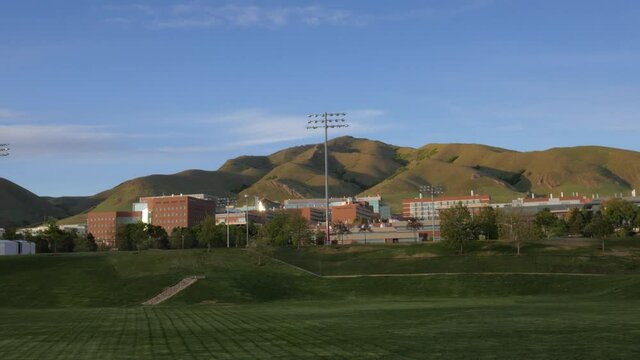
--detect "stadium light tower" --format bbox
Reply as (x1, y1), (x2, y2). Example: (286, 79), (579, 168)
(420, 184), (444, 241)
(0, 144), (9, 157)
(306, 113), (348, 245)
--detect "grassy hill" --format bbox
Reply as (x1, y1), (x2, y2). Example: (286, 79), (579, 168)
(4, 137), (640, 226)
(2, 246), (640, 358)
(58, 170), (256, 224)
(365, 143), (640, 211)
(0, 178), (74, 227)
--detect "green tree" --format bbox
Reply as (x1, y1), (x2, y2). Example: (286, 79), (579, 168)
(42, 222), (75, 253)
(499, 209), (538, 255)
(33, 236), (50, 253)
(604, 198), (637, 234)
(584, 210), (614, 251)
(565, 208), (590, 236)
(287, 213), (312, 247)
(440, 203), (476, 254)
(260, 211), (289, 246)
(195, 217), (224, 250)
(74, 233), (98, 252)
(259, 210), (311, 247)
(473, 207), (499, 240)
(116, 222), (147, 251)
(145, 224), (169, 249)
(170, 227), (196, 249)
(534, 208), (563, 239)
(2, 228), (17, 240)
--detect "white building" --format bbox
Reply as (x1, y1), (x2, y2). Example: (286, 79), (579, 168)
(0, 240), (35, 256)
(0, 240), (18, 255)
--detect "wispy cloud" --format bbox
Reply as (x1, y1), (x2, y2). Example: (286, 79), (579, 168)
(106, 3), (361, 30)
(0, 124), (122, 156)
(0, 108), (23, 120)
(105, 1), (495, 30)
(151, 108), (388, 153)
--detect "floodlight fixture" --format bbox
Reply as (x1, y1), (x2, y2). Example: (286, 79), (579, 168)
(0, 144), (9, 157)
(419, 184), (445, 241)
(305, 112), (349, 245)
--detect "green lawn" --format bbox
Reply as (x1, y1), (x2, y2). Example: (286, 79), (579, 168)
(262, 240), (640, 276)
(1, 246), (640, 359)
(1, 298), (640, 359)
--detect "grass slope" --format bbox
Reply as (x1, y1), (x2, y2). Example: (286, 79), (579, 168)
(58, 170), (256, 224)
(0, 178), (71, 227)
(9, 137), (640, 225)
(365, 143), (640, 211)
(2, 298), (640, 359)
(233, 136), (409, 200)
(2, 246), (640, 358)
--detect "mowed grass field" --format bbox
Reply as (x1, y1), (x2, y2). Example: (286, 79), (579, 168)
(2, 241), (640, 359)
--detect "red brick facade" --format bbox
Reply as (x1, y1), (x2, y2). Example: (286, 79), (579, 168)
(141, 196), (216, 235)
(87, 211), (141, 248)
(331, 203), (373, 224)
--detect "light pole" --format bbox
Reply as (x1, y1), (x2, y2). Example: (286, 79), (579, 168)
(306, 113), (348, 245)
(421, 185), (444, 241)
(226, 205), (230, 248)
(244, 194), (249, 248)
(0, 144), (9, 157)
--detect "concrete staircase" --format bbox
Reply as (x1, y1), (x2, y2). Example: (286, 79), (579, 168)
(142, 276), (204, 305)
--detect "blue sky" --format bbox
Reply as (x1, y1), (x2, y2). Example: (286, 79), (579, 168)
(1, 0), (639, 196)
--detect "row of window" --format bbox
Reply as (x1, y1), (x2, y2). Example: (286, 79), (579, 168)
(155, 212), (186, 217)
(91, 223), (114, 227)
(155, 206), (187, 210)
(91, 230), (114, 235)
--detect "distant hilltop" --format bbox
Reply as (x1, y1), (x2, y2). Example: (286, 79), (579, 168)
(1, 136), (639, 227)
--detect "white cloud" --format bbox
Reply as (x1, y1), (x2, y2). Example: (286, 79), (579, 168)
(0, 108), (23, 120)
(0, 124), (121, 156)
(108, 3), (362, 30)
(151, 108), (388, 153)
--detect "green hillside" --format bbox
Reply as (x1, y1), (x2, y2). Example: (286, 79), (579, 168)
(0, 178), (72, 227)
(4, 137), (640, 226)
(2, 247), (640, 358)
(365, 143), (640, 211)
(227, 137), (410, 200)
(58, 170), (256, 224)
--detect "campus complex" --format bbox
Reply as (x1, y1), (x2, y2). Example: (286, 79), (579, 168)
(80, 189), (640, 248)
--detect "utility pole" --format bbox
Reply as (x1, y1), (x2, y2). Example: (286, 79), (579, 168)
(226, 205), (230, 248)
(306, 113), (348, 245)
(244, 194), (249, 248)
(421, 185), (444, 241)
(0, 144), (9, 157)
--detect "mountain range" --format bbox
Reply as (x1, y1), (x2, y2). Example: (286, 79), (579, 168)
(1, 136), (639, 228)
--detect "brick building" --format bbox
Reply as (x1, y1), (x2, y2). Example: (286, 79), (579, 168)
(332, 203), (374, 224)
(135, 194), (216, 235)
(402, 195), (492, 220)
(87, 211), (141, 247)
(297, 207), (326, 223)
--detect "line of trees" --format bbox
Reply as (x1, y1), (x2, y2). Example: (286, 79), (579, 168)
(3, 222), (98, 253)
(439, 205), (499, 254)
(256, 210), (323, 247)
(439, 199), (640, 254)
(115, 217), (259, 251)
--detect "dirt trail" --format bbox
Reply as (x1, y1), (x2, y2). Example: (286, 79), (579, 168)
(143, 276), (203, 305)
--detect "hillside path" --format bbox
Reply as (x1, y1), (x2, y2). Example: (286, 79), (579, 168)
(143, 276), (203, 305)
(248, 250), (609, 278)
